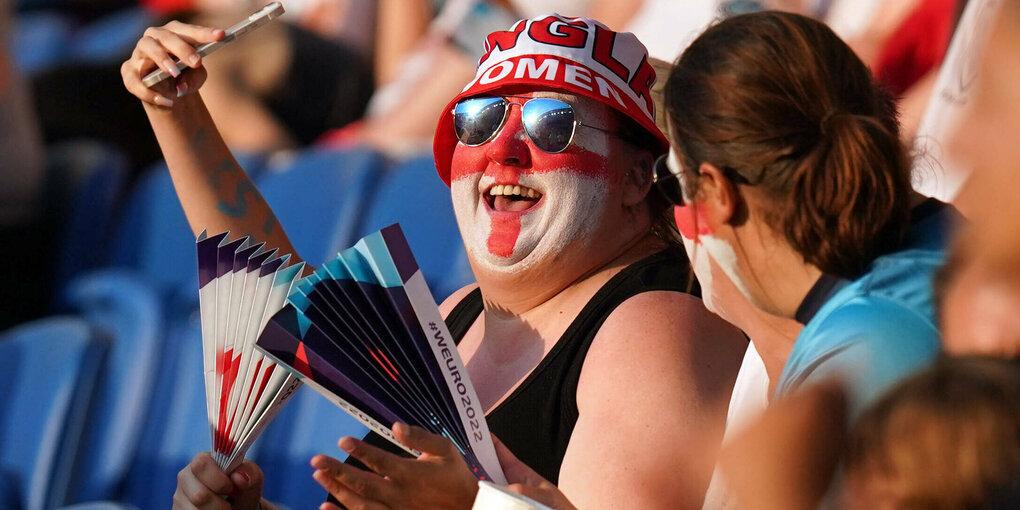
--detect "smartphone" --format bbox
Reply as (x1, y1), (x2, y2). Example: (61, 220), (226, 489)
(142, 2), (285, 88)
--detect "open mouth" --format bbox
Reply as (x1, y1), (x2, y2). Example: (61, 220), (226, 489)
(484, 183), (544, 213)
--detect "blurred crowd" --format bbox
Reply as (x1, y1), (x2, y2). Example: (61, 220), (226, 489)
(3, 0), (1020, 508)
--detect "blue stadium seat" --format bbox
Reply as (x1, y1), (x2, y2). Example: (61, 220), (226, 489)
(257, 147), (381, 267)
(0, 469), (18, 510)
(354, 153), (474, 301)
(107, 153), (266, 299)
(258, 387), (366, 509)
(60, 270), (163, 503)
(56, 502), (137, 510)
(11, 11), (73, 74)
(68, 7), (155, 63)
(120, 314), (209, 509)
(0, 317), (107, 510)
(106, 165), (194, 298)
(47, 141), (128, 283)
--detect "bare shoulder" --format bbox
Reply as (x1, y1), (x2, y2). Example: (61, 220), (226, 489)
(590, 290), (746, 365)
(438, 282), (480, 318)
(560, 291), (748, 508)
(579, 290), (747, 404)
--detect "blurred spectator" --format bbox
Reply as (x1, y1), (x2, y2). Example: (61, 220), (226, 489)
(1, 0), (45, 227)
(0, 0), (51, 330)
(718, 357), (1020, 510)
(871, 0), (963, 97)
(17, 0), (135, 22)
(911, 0), (1000, 203)
(946, 0), (1018, 270)
(842, 356), (1020, 510)
(187, 9), (373, 152)
(717, 381), (848, 510)
(30, 2), (372, 176)
(932, 0), (1020, 361)
(350, 0), (732, 155)
(936, 239), (1020, 358)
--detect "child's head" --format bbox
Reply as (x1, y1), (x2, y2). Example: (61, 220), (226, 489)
(844, 356), (1020, 510)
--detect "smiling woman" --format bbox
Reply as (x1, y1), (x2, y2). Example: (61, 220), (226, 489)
(330, 15), (747, 510)
(450, 93), (615, 269)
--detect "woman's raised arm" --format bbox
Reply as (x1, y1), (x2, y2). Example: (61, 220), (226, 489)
(121, 21), (302, 263)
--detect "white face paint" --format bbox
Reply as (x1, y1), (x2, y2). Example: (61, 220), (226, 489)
(669, 147), (755, 308)
(452, 169), (609, 275)
(699, 235), (753, 302)
(682, 234), (717, 311)
(449, 92), (618, 276)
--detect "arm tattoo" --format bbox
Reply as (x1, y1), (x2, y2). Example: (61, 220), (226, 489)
(262, 210), (277, 235)
(192, 127), (210, 146)
(217, 180), (258, 217)
(208, 159), (238, 190)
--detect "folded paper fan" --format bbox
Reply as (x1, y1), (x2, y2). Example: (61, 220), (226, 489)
(256, 224), (506, 484)
(196, 231), (305, 473)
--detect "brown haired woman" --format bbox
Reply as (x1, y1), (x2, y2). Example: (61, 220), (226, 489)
(657, 10), (962, 416)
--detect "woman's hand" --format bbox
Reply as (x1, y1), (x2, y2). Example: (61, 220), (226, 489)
(173, 452), (265, 510)
(311, 423), (480, 510)
(493, 437), (577, 510)
(121, 21), (225, 107)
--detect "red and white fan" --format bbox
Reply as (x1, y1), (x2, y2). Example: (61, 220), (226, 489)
(195, 231), (304, 472)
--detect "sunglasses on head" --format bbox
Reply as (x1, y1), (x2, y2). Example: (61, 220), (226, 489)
(652, 153), (751, 206)
(452, 95), (624, 154)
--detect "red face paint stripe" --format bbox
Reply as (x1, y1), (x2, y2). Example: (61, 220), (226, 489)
(487, 214), (521, 257)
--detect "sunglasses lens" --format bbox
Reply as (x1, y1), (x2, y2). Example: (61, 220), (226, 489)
(522, 98), (575, 153)
(653, 154), (686, 206)
(454, 97), (507, 146)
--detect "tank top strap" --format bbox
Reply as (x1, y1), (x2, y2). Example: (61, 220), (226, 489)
(445, 287), (484, 345)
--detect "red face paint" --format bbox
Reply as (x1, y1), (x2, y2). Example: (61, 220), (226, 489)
(487, 215), (522, 257)
(451, 107), (613, 260)
(674, 203), (713, 241)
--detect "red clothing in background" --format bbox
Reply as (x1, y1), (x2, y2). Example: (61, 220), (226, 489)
(874, 0), (960, 95)
(140, 0), (193, 16)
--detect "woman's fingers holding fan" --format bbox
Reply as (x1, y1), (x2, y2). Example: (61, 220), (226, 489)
(313, 425), (478, 510)
(311, 455), (392, 510)
(173, 452), (233, 510)
(228, 460), (265, 510)
(393, 422), (459, 459)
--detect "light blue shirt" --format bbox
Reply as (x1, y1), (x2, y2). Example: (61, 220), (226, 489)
(774, 200), (959, 416)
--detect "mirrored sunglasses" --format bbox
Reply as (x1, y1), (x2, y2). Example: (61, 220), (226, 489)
(452, 95), (621, 154)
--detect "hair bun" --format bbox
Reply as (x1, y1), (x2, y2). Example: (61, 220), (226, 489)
(820, 110), (848, 136)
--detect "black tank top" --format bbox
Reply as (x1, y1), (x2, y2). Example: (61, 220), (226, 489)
(340, 249), (694, 486)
